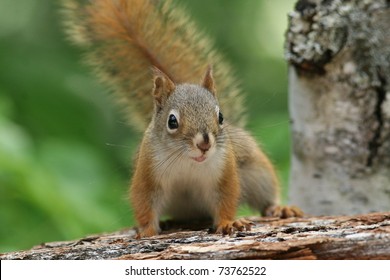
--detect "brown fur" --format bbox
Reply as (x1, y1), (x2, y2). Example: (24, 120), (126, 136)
(62, 0), (246, 130)
(214, 146), (241, 234)
(130, 138), (159, 237)
(63, 0), (303, 238)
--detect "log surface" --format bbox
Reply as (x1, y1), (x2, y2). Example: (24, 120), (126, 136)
(1, 212), (389, 260)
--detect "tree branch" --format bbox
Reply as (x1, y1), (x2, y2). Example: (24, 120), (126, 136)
(1, 212), (389, 260)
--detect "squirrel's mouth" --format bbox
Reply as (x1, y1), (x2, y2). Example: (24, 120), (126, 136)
(191, 154), (207, 163)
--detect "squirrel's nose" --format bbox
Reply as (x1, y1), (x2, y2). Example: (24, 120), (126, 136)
(197, 142), (211, 153)
(194, 132), (212, 153)
(197, 133), (211, 152)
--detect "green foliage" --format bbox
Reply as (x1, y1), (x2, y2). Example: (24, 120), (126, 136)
(0, 0), (294, 252)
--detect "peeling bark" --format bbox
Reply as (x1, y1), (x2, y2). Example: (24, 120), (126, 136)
(285, 0), (390, 215)
(1, 212), (390, 260)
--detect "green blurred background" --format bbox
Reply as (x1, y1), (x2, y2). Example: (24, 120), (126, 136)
(0, 0), (295, 253)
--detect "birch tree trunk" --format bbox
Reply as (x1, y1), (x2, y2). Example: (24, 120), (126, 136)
(285, 0), (390, 215)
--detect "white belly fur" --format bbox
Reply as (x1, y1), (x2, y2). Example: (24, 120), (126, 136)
(154, 148), (226, 220)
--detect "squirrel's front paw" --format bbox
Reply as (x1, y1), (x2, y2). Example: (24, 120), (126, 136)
(232, 218), (253, 231)
(136, 225), (159, 239)
(265, 205), (303, 218)
(215, 218), (253, 235)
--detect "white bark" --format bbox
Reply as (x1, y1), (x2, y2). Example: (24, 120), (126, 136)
(286, 0), (390, 215)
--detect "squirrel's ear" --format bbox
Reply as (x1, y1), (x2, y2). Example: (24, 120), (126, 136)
(202, 65), (216, 96)
(152, 67), (176, 107)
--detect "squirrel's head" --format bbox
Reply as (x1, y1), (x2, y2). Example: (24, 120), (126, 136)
(151, 67), (225, 163)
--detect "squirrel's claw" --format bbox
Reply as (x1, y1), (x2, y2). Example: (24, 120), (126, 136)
(233, 218), (253, 231)
(265, 205), (304, 218)
(135, 225), (159, 239)
(215, 218), (253, 236)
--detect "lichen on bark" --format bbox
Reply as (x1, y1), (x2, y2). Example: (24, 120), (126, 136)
(285, 0), (390, 215)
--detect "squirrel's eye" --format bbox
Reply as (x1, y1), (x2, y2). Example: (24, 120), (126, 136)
(218, 112), (224, 125)
(168, 114), (179, 130)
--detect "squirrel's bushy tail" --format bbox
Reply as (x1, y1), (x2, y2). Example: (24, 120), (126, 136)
(62, 0), (245, 130)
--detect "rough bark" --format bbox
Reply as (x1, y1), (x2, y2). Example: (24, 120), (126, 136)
(285, 0), (390, 215)
(1, 212), (389, 260)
